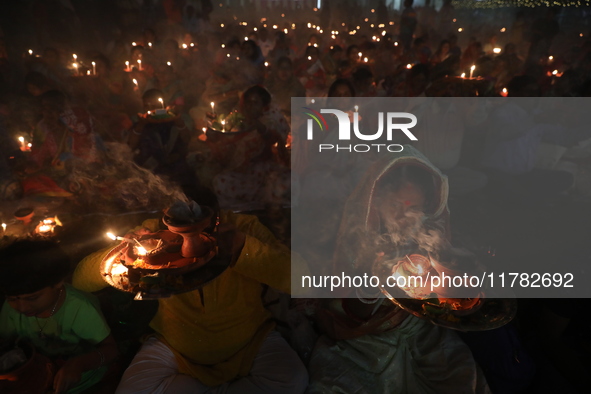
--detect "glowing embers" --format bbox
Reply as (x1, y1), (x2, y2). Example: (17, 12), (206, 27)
(390, 254), (434, 299)
(35, 217), (62, 236)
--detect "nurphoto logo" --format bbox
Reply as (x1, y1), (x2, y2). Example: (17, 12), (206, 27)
(303, 107), (418, 153)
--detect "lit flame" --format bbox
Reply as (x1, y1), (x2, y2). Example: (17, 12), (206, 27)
(2, 223), (6, 232)
(406, 64), (412, 69)
(106, 232), (117, 241)
(38, 225), (52, 233)
(167, 61), (171, 66)
(493, 47), (501, 54)
(136, 246), (147, 256)
(111, 263), (128, 276)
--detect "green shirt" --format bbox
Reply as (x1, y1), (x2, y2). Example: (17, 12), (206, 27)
(0, 284), (110, 393)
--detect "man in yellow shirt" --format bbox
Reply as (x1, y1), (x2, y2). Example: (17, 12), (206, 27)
(73, 204), (309, 393)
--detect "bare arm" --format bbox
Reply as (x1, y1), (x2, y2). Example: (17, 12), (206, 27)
(53, 334), (119, 394)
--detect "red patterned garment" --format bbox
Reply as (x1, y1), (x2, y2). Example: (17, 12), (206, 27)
(31, 108), (101, 168)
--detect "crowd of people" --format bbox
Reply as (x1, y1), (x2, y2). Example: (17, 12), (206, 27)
(0, 0), (591, 393)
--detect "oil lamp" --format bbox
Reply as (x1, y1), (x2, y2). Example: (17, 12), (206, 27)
(35, 217), (61, 236)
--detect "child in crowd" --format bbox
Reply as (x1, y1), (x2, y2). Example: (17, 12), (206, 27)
(0, 240), (118, 394)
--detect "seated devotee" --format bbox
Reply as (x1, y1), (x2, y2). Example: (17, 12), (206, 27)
(332, 45), (361, 80)
(327, 77), (356, 98)
(351, 67), (377, 97)
(265, 56), (306, 122)
(130, 45), (155, 79)
(71, 190), (309, 394)
(393, 63), (430, 97)
(321, 45), (344, 84)
(267, 32), (296, 63)
(0, 240), (118, 394)
(190, 46), (263, 131)
(27, 48), (70, 91)
(84, 55), (138, 143)
(256, 27), (276, 59)
(0, 101), (24, 200)
(305, 147), (491, 393)
(240, 39), (265, 67)
(408, 95), (488, 197)
(430, 39), (452, 65)
(26, 90), (104, 197)
(24, 71), (55, 97)
(153, 63), (186, 113)
(127, 88), (195, 190)
(295, 46), (327, 97)
(211, 85), (290, 211)
(480, 76), (575, 205)
(157, 39), (189, 74)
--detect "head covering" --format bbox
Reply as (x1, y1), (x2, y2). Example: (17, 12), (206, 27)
(332, 145), (450, 285)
